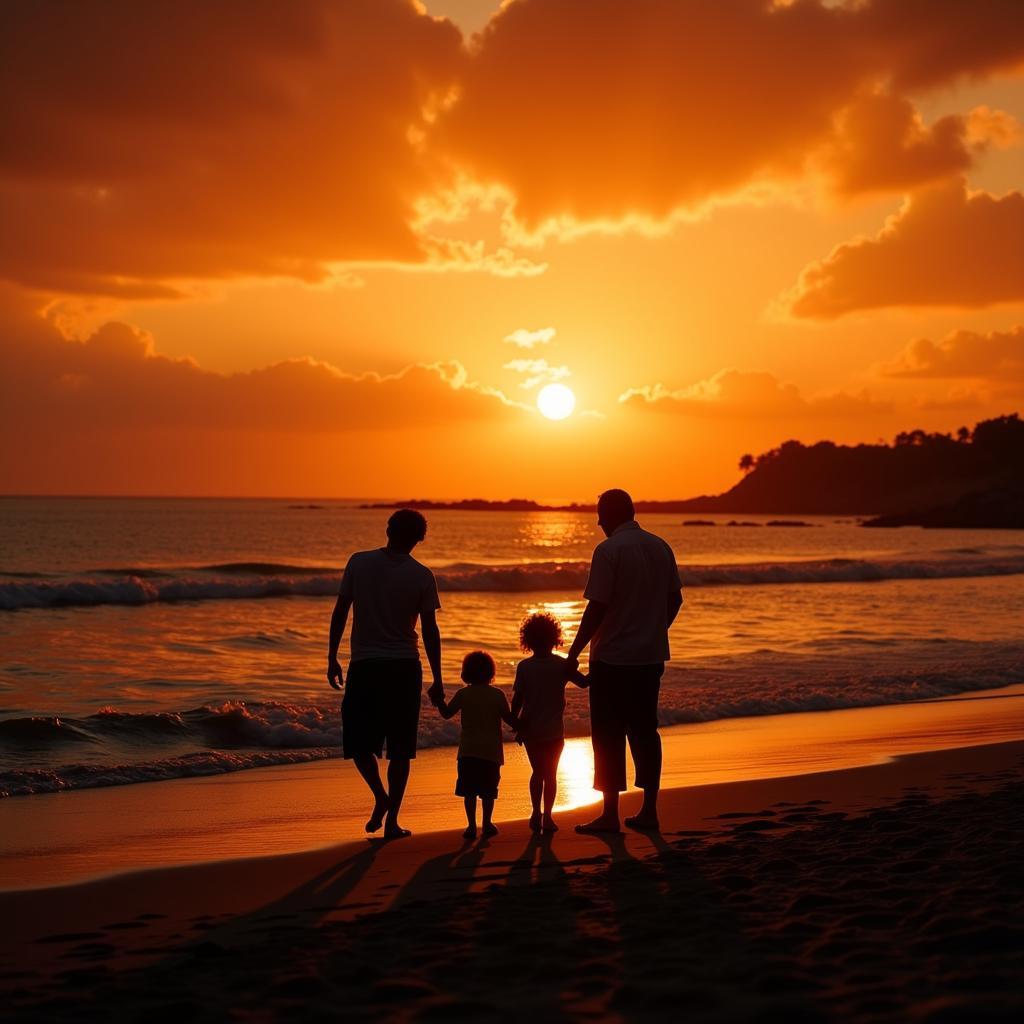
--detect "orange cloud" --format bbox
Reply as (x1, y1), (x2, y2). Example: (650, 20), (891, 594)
(965, 105), (1024, 149)
(783, 178), (1024, 318)
(619, 369), (889, 419)
(817, 93), (1014, 197)
(435, 0), (1024, 233)
(2, 1), (1024, 301)
(0, 306), (526, 437)
(883, 325), (1024, 382)
(0, 0), (463, 298)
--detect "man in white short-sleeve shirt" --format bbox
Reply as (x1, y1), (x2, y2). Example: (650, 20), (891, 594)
(327, 509), (444, 839)
(566, 489), (683, 833)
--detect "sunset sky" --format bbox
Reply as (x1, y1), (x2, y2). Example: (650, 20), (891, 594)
(2, 0), (1023, 499)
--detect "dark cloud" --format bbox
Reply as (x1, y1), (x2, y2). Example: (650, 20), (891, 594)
(1, 1), (1023, 298)
(819, 93), (980, 196)
(435, 0), (1024, 231)
(0, 0), (463, 297)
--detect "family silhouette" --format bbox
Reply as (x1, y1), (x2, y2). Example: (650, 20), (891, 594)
(327, 489), (683, 837)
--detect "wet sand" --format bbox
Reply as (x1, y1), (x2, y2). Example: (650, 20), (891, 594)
(4, 683), (1024, 890)
(3, 739), (1024, 1022)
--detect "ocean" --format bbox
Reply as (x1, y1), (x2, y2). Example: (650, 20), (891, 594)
(2, 497), (1023, 799)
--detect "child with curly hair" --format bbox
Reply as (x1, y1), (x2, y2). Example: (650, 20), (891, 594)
(511, 612), (588, 833)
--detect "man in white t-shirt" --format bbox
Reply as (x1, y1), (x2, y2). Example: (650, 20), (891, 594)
(565, 489), (683, 834)
(327, 509), (444, 839)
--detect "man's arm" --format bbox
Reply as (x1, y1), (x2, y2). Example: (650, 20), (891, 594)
(421, 606), (444, 704)
(667, 588), (683, 627)
(566, 542), (612, 676)
(327, 594), (352, 689)
(564, 599), (607, 675)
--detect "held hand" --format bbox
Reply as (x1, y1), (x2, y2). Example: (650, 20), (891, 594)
(563, 653), (580, 679)
(427, 680), (445, 706)
(327, 658), (344, 691)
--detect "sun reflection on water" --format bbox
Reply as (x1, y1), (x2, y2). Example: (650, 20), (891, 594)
(524, 598), (584, 637)
(554, 737), (596, 811)
(514, 515), (594, 553)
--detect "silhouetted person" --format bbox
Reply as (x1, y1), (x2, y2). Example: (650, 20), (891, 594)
(510, 612), (588, 833)
(435, 651), (518, 840)
(565, 489), (683, 833)
(327, 508), (444, 839)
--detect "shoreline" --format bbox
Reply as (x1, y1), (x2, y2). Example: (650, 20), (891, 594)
(5, 739), (1022, 936)
(3, 739), (1023, 1021)
(3, 683), (1024, 891)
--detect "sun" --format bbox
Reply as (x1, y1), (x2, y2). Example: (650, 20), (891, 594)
(537, 383), (576, 420)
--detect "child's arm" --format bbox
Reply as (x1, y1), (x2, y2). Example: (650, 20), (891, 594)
(569, 670), (589, 688)
(498, 692), (519, 731)
(509, 691), (525, 742)
(436, 689), (461, 720)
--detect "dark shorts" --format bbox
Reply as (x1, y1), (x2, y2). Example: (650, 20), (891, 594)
(456, 757), (500, 800)
(524, 737), (565, 773)
(342, 658), (422, 760)
(589, 661), (664, 792)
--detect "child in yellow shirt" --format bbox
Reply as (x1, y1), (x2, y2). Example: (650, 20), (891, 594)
(436, 651), (518, 839)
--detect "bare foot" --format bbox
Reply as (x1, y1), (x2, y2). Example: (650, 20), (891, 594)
(462, 825), (477, 840)
(482, 823), (498, 838)
(542, 815), (558, 833)
(624, 814), (660, 832)
(528, 812), (542, 832)
(382, 825), (412, 840)
(365, 798), (389, 834)
(574, 816), (622, 835)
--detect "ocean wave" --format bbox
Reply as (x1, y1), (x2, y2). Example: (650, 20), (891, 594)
(0, 699), (350, 797)
(0, 748), (338, 798)
(0, 702), (338, 753)
(0, 716), (99, 745)
(3, 640), (1023, 796)
(4, 551), (1024, 610)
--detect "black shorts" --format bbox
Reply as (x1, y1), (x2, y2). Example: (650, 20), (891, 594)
(589, 661), (664, 792)
(455, 757), (500, 800)
(342, 659), (422, 760)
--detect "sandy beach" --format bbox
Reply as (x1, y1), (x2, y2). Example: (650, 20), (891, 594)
(4, 727), (1024, 1021)
(5, 0), (1024, 1018)
(5, 683), (1024, 890)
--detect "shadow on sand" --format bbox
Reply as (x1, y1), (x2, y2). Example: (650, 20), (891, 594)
(8, 820), (840, 1023)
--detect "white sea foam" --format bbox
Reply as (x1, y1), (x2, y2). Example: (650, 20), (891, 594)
(4, 552), (1024, 610)
(3, 640), (1021, 797)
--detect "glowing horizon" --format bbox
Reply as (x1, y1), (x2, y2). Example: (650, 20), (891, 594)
(1, 1), (1022, 499)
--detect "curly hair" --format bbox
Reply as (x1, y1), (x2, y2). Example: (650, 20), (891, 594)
(519, 612), (563, 653)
